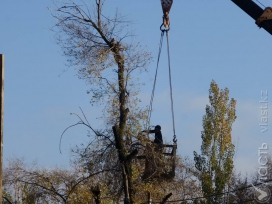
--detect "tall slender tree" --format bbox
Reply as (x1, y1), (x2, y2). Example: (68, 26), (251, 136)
(194, 80), (236, 204)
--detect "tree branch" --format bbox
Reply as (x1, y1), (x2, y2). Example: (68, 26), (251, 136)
(160, 193), (172, 204)
(126, 149), (138, 163)
(2, 196), (13, 204)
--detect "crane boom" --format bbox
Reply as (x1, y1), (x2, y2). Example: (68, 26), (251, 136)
(231, 0), (272, 35)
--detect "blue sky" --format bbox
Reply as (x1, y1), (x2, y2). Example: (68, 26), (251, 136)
(1, 0), (272, 176)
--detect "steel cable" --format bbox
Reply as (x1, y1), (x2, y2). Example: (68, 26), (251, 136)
(146, 31), (165, 129)
(166, 31), (177, 143)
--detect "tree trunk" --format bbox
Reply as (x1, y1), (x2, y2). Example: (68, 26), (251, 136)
(111, 40), (135, 203)
(91, 185), (102, 204)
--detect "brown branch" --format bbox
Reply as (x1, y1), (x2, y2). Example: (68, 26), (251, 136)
(54, 7), (111, 45)
(96, 0), (101, 29)
(126, 149), (138, 163)
(17, 180), (67, 203)
(59, 122), (82, 154)
(161, 193), (173, 204)
(3, 196), (13, 204)
(59, 108), (103, 153)
(67, 168), (119, 199)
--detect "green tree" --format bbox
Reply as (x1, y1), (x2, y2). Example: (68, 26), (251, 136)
(194, 80), (236, 204)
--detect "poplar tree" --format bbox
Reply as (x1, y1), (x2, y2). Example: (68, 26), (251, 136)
(194, 80), (236, 204)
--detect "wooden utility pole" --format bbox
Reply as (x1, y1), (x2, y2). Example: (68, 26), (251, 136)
(0, 54), (4, 204)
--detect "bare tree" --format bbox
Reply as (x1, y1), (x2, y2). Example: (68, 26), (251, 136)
(51, 0), (151, 203)
(3, 158), (114, 203)
(49, 1), (204, 203)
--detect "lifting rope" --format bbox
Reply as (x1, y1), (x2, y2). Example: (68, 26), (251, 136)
(166, 31), (177, 144)
(147, 31), (165, 129)
(146, 0), (177, 144)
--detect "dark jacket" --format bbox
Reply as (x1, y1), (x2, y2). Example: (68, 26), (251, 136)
(149, 130), (163, 145)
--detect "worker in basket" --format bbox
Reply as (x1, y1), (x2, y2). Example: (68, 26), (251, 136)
(142, 125), (163, 149)
(142, 125), (164, 178)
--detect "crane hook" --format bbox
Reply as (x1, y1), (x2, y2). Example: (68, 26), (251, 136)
(161, 0), (173, 29)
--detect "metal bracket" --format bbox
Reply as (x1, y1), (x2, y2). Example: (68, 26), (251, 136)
(256, 7), (272, 27)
